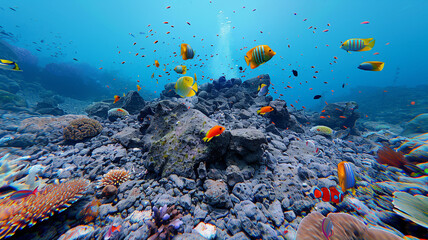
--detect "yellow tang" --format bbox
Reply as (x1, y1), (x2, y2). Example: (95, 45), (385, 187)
(0, 59), (22, 71)
(175, 73), (198, 98)
(245, 45), (276, 69)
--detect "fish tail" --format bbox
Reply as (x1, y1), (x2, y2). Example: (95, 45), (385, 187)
(182, 67), (187, 74)
(13, 63), (21, 71)
(257, 110), (261, 115)
(202, 136), (212, 142)
(368, 61), (384, 71)
(360, 38), (375, 51)
(245, 55), (250, 66)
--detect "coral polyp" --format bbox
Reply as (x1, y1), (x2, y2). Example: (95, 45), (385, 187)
(100, 169), (130, 187)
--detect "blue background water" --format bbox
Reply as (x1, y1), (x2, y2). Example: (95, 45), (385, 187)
(1, 0), (427, 108)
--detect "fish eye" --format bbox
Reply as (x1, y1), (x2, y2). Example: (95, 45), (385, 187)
(269, 50), (271, 52)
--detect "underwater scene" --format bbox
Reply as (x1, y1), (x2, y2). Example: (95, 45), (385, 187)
(1, 0), (428, 239)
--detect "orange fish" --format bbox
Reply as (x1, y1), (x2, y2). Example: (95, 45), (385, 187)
(137, 85), (141, 91)
(311, 186), (344, 204)
(155, 60), (160, 67)
(320, 116), (326, 119)
(257, 106), (274, 115)
(181, 43), (195, 60)
(339, 116), (347, 119)
(151, 73), (154, 78)
(203, 125), (225, 142)
(113, 95), (120, 103)
(245, 45), (276, 69)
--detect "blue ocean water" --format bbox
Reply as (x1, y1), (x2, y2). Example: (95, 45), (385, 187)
(1, 0), (427, 106)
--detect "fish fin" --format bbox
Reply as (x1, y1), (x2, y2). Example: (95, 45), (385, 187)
(13, 63), (22, 71)
(359, 38), (375, 51)
(250, 61), (259, 69)
(257, 84), (261, 91)
(192, 80), (198, 93)
(186, 89), (196, 97)
(257, 110), (261, 115)
(367, 61), (384, 71)
(182, 68), (187, 74)
(181, 44), (188, 60)
(202, 136), (212, 142)
(244, 55), (250, 66)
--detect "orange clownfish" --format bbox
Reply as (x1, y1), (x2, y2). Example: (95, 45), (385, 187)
(155, 60), (160, 67)
(203, 125), (225, 142)
(180, 43), (195, 60)
(257, 106), (274, 115)
(310, 186), (344, 204)
(113, 95), (120, 103)
(244, 45), (276, 69)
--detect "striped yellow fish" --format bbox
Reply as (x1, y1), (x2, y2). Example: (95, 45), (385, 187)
(341, 38), (375, 52)
(245, 45), (276, 69)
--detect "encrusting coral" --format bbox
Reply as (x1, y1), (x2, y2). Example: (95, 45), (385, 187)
(100, 169), (130, 187)
(0, 179), (89, 239)
(63, 118), (103, 141)
(146, 204), (183, 240)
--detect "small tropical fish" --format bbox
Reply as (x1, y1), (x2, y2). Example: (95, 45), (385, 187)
(0, 185), (17, 198)
(58, 225), (95, 240)
(174, 65), (187, 74)
(322, 217), (334, 240)
(311, 186), (344, 204)
(113, 95), (120, 103)
(0, 59), (22, 71)
(203, 125), (225, 142)
(244, 45), (276, 69)
(257, 83), (269, 96)
(155, 60), (160, 67)
(340, 38), (375, 52)
(357, 61), (384, 71)
(151, 73), (155, 78)
(174, 73), (198, 98)
(310, 126), (333, 136)
(8, 187), (38, 201)
(338, 161), (356, 193)
(360, 21), (370, 24)
(292, 69), (298, 77)
(104, 225), (121, 240)
(180, 43), (195, 60)
(137, 85), (141, 91)
(239, 66), (243, 70)
(257, 106), (274, 115)
(313, 95), (322, 99)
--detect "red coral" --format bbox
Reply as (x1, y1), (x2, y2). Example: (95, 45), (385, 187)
(0, 179), (88, 239)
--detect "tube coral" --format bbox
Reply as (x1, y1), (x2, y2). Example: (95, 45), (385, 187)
(100, 169), (130, 187)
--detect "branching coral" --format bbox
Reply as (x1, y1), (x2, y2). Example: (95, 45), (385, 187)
(146, 205), (183, 240)
(0, 179), (89, 239)
(63, 118), (102, 141)
(393, 191), (428, 229)
(100, 169), (130, 187)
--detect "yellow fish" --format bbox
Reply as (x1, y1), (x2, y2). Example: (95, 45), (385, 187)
(155, 60), (160, 68)
(180, 43), (194, 60)
(357, 61), (384, 71)
(310, 126), (333, 135)
(245, 45), (276, 69)
(174, 65), (187, 74)
(137, 85), (141, 91)
(175, 73), (198, 98)
(0, 59), (22, 71)
(341, 38), (375, 52)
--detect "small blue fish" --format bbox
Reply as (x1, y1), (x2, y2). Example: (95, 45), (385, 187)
(8, 187), (38, 201)
(357, 61), (384, 71)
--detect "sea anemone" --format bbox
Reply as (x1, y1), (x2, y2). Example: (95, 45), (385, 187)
(0, 179), (89, 239)
(393, 191), (428, 229)
(100, 169), (130, 187)
(146, 205), (183, 240)
(63, 118), (103, 141)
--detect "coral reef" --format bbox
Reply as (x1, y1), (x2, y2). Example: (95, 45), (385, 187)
(100, 169), (130, 187)
(0, 179), (89, 239)
(376, 145), (424, 175)
(63, 118), (103, 141)
(147, 205), (183, 240)
(296, 212), (403, 240)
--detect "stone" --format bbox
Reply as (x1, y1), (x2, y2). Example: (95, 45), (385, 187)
(169, 174), (184, 190)
(172, 233), (207, 240)
(194, 204), (208, 220)
(226, 165), (244, 187)
(230, 232), (250, 240)
(268, 200), (284, 227)
(99, 204), (118, 218)
(314, 101), (361, 131)
(401, 113), (428, 137)
(226, 129), (267, 165)
(112, 127), (142, 148)
(179, 194), (192, 210)
(203, 180), (232, 208)
(85, 102), (110, 118)
(116, 196), (138, 212)
(232, 182), (253, 201)
(112, 90), (145, 114)
(258, 222), (278, 240)
(284, 210), (296, 222)
(240, 216), (261, 238)
(226, 218), (242, 236)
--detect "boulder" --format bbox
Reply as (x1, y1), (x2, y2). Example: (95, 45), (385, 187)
(314, 101), (360, 131)
(226, 129), (267, 165)
(85, 102), (110, 118)
(401, 113), (428, 137)
(112, 90), (145, 114)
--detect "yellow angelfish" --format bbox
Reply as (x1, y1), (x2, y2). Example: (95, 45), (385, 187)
(340, 38), (375, 52)
(245, 45), (276, 69)
(174, 73), (198, 98)
(174, 65), (187, 74)
(0, 59), (22, 71)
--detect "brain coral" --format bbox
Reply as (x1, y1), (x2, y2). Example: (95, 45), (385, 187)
(63, 118), (102, 141)
(296, 212), (402, 240)
(0, 179), (89, 239)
